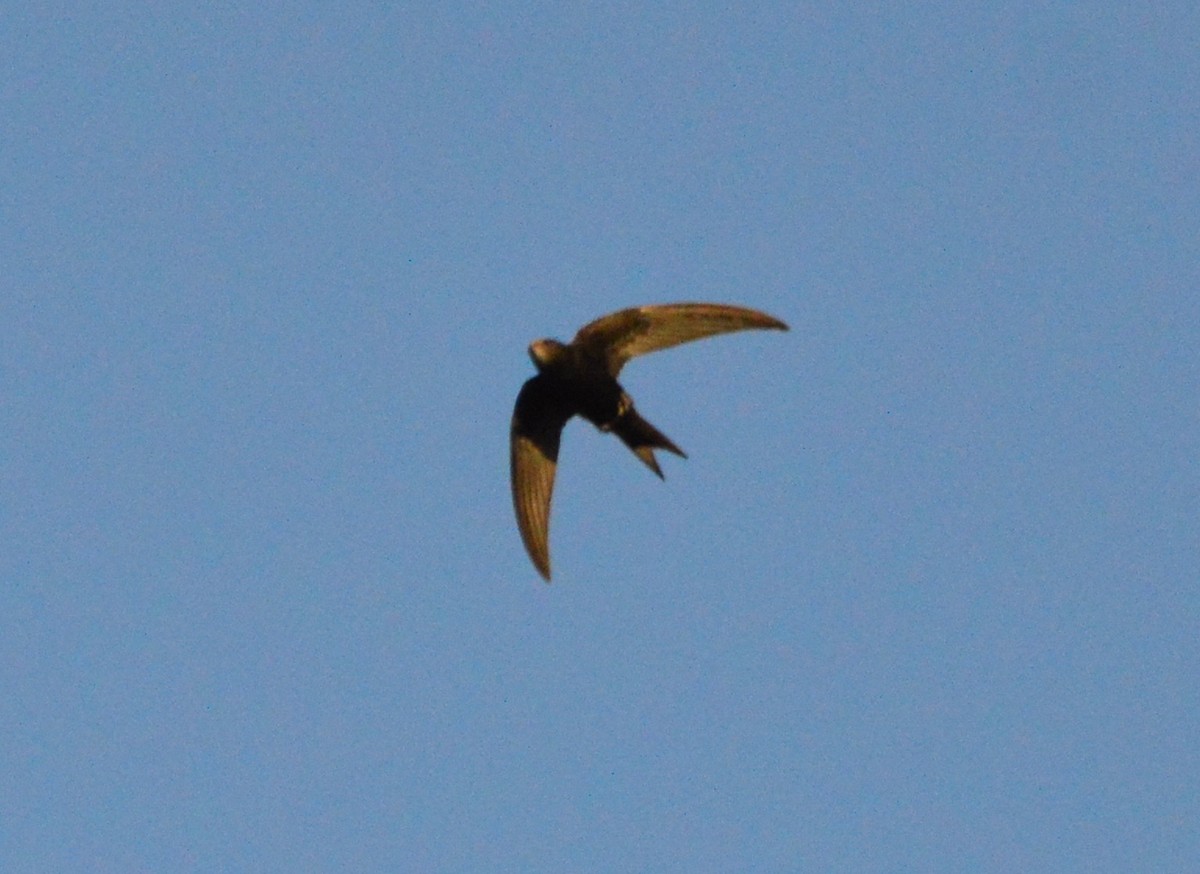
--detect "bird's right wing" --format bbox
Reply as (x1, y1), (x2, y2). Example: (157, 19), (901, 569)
(510, 376), (573, 582)
(572, 303), (788, 375)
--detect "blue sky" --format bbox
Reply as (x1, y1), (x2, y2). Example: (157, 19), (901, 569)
(3, 3), (1197, 871)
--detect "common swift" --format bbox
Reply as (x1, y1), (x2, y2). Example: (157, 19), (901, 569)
(510, 302), (788, 581)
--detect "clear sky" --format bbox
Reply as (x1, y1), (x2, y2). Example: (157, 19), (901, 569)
(3, 4), (1197, 871)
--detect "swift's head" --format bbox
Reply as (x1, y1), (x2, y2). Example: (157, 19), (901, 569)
(528, 338), (568, 371)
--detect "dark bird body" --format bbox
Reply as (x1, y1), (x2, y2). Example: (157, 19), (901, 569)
(510, 302), (788, 581)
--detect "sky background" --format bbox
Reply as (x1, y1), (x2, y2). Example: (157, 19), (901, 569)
(3, 3), (1198, 871)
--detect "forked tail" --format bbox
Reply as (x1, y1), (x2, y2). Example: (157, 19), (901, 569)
(613, 408), (687, 479)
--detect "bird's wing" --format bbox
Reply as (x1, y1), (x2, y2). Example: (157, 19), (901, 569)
(510, 376), (573, 582)
(572, 303), (788, 375)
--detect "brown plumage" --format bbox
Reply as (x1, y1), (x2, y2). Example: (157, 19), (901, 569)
(510, 302), (788, 582)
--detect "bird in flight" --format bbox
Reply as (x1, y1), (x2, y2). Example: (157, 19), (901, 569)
(510, 302), (788, 581)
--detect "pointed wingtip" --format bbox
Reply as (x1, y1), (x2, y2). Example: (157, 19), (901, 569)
(529, 551), (552, 582)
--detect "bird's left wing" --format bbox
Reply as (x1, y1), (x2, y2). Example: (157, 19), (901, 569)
(510, 375), (573, 581)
